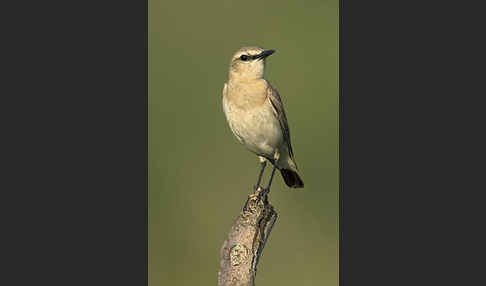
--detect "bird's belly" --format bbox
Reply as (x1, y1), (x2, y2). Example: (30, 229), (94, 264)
(225, 105), (283, 158)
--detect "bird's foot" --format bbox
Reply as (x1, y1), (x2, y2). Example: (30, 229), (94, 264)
(256, 187), (270, 203)
(262, 187), (270, 196)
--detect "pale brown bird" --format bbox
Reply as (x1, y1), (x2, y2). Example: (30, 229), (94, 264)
(222, 46), (304, 191)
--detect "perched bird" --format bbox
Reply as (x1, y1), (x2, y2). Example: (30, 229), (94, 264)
(222, 46), (304, 191)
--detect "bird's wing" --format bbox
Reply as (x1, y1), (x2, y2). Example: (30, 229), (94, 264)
(266, 83), (295, 159)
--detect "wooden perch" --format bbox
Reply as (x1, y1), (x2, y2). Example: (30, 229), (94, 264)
(218, 187), (278, 286)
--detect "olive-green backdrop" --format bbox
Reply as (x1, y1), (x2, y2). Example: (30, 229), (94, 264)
(149, 1), (338, 285)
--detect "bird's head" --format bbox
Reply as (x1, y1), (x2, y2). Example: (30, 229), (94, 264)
(229, 46), (276, 81)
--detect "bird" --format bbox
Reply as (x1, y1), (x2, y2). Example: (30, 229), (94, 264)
(222, 46), (304, 192)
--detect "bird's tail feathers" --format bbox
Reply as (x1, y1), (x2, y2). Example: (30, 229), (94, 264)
(280, 169), (304, 188)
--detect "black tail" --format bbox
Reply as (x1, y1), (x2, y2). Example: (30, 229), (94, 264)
(280, 169), (304, 188)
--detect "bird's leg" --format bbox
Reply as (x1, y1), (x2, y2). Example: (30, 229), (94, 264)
(262, 164), (277, 196)
(254, 156), (267, 191)
(261, 152), (280, 197)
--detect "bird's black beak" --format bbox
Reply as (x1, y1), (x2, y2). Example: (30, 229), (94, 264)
(255, 49), (276, 60)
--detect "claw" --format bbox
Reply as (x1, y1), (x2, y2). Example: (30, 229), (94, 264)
(256, 187), (269, 202)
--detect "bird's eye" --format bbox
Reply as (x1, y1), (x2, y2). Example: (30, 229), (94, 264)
(240, 55), (249, 61)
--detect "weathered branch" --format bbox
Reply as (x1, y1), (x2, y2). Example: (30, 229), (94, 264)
(218, 187), (278, 286)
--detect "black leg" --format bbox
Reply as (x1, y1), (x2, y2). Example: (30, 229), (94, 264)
(254, 160), (267, 190)
(263, 164), (277, 196)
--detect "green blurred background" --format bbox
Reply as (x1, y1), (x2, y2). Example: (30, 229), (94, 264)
(149, 0), (338, 285)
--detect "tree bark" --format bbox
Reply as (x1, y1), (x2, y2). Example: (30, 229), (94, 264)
(218, 187), (278, 286)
